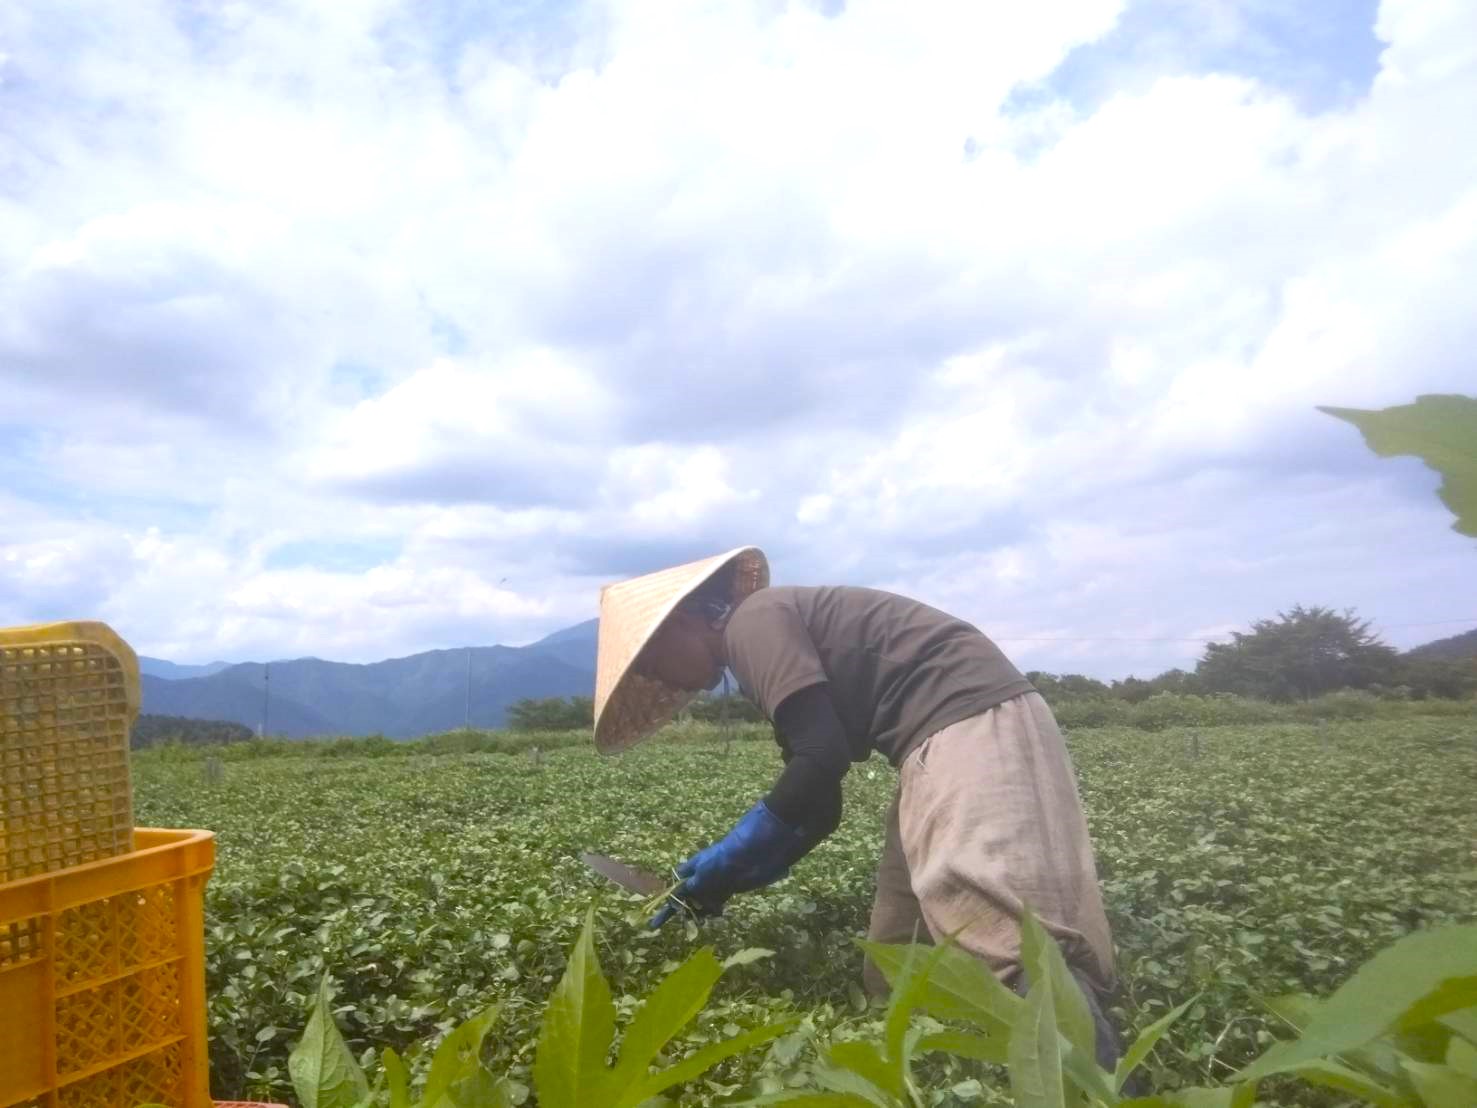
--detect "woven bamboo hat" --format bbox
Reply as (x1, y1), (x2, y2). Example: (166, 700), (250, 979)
(593, 546), (768, 753)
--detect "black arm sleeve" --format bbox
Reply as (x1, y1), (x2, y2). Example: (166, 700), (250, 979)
(764, 683), (848, 835)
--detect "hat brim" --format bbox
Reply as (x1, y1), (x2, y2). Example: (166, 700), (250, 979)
(593, 547), (767, 753)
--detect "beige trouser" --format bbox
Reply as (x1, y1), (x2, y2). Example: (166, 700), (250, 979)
(863, 691), (1116, 998)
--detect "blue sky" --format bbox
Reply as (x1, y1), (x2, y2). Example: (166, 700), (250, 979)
(1042, 1), (1384, 114)
(2, 0), (1474, 676)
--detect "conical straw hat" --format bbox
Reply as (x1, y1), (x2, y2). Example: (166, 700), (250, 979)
(594, 546), (768, 753)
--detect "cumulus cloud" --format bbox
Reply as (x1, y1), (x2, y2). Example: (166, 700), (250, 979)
(1, 0), (1474, 675)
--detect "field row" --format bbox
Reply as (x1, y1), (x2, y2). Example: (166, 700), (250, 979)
(131, 716), (1477, 1105)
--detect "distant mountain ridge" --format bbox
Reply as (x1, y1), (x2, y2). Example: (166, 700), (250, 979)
(1406, 627), (1477, 660)
(136, 618), (1469, 740)
(139, 619), (599, 739)
(138, 657), (233, 680)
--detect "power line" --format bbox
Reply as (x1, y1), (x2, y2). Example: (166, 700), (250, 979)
(1382, 618), (1477, 628)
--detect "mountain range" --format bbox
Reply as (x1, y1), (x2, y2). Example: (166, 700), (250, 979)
(138, 657), (233, 680)
(138, 619), (1474, 740)
(139, 620), (598, 738)
(1406, 627), (1477, 660)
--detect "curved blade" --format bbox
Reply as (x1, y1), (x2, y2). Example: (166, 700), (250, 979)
(580, 851), (669, 896)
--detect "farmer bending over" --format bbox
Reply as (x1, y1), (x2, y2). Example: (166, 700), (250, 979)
(593, 546), (1130, 1073)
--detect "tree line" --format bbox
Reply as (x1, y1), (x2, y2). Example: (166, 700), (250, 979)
(131, 713), (255, 749)
(506, 606), (1475, 732)
(1030, 605), (1474, 704)
(133, 607), (1473, 743)
(503, 691), (767, 731)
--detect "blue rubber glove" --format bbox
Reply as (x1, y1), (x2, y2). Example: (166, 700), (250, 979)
(650, 800), (811, 929)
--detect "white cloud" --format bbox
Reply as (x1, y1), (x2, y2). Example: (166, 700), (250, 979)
(2, 0), (1475, 675)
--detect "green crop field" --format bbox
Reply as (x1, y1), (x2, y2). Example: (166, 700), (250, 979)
(132, 715), (1477, 1106)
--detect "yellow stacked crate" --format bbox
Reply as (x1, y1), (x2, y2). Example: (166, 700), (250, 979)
(1, 622), (215, 1108)
(2, 622), (138, 880)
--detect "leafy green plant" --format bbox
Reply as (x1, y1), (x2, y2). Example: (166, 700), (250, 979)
(257, 881), (1477, 1107)
(281, 908), (1477, 1106)
(1320, 393), (1477, 537)
(814, 912), (1233, 1108)
(286, 909), (795, 1108)
(1236, 923), (1477, 1107)
(131, 714), (1476, 1103)
(727, 915), (1477, 1107)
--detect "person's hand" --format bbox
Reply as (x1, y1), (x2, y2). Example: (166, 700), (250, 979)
(648, 800), (801, 929)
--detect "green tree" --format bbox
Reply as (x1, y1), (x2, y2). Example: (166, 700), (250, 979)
(1142, 667), (1202, 697)
(1397, 654), (1477, 699)
(1109, 675), (1158, 703)
(130, 713), (255, 749)
(505, 696), (594, 731)
(686, 691), (765, 723)
(1025, 672), (1111, 700)
(1196, 605), (1401, 701)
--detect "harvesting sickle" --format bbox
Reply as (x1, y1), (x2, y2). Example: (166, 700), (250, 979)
(578, 851), (671, 898)
(592, 546), (1147, 1088)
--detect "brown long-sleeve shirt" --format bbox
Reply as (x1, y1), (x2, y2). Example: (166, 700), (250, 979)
(725, 585), (1034, 766)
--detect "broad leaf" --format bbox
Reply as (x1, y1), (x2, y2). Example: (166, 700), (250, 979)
(534, 907), (617, 1108)
(856, 939), (1020, 1036)
(422, 1004), (501, 1108)
(1397, 978), (1477, 1032)
(1059, 1038), (1120, 1105)
(382, 1048), (410, 1108)
(1448, 1036), (1477, 1080)
(1165, 1087), (1256, 1108)
(811, 1061), (896, 1106)
(1020, 908), (1096, 1067)
(1120, 1087), (1254, 1107)
(881, 937), (943, 1097)
(1392, 1020), (1456, 1064)
(1262, 993), (1320, 1031)
(449, 1069), (517, 1108)
(1238, 923), (1477, 1081)
(1008, 980), (1065, 1108)
(859, 935), (1111, 1103)
(1281, 1059), (1404, 1107)
(632, 1018), (798, 1101)
(289, 976), (371, 1108)
(1440, 1008), (1477, 1046)
(733, 1095), (884, 1106)
(1320, 394), (1477, 536)
(609, 946), (725, 1098)
(915, 1029), (1007, 1065)
(1014, 911), (1116, 1104)
(354, 1065), (385, 1108)
(1401, 1059), (1477, 1108)
(826, 1041), (901, 1102)
(724, 947), (776, 969)
(1265, 993), (1407, 1084)
(1116, 997), (1195, 1092)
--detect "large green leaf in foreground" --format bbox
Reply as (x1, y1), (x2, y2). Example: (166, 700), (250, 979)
(288, 977), (371, 1108)
(1319, 394), (1477, 537)
(1237, 923), (1477, 1081)
(534, 907), (795, 1108)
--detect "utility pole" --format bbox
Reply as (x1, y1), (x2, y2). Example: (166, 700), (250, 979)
(477, 578), (509, 732)
(262, 662), (271, 738)
(464, 647), (472, 731)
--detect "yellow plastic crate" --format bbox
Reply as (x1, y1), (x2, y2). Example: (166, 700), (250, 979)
(0, 827), (215, 1108)
(1, 622), (139, 882)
